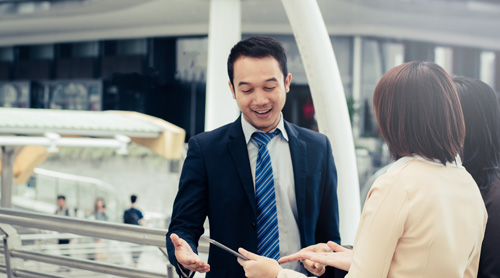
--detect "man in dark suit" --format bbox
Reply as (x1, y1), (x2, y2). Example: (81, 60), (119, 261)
(166, 36), (340, 278)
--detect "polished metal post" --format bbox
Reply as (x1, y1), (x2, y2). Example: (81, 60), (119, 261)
(1, 146), (16, 208)
(0, 224), (23, 278)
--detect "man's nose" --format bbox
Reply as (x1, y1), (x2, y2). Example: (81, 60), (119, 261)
(252, 90), (269, 105)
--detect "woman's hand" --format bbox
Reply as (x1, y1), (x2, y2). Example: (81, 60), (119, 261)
(237, 248), (283, 278)
(286, 243), (332, 276)
(279, 241), (352, 271)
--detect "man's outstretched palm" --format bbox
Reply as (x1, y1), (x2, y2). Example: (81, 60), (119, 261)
(170, 233), (210, 273)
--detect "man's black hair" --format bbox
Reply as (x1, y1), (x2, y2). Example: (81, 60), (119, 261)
(227, 36), (288, 88)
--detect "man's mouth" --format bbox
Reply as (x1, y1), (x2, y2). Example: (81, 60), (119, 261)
(253, 108), (272, 115)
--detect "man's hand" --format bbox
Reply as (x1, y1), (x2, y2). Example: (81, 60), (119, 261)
(170, 233), (210, 273)
(279, 241), (352, 272)
(237, 248), (282, 278)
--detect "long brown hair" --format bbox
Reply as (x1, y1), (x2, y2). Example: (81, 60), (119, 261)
(454, 76), (500, 188)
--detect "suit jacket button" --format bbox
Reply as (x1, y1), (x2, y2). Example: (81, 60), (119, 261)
(252, 223), (256, 228)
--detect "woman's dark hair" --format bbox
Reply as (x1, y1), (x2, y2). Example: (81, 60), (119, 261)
(373, 61), (465, 165)
(454, 76), (500, 188)
(227, 36), (287, 88)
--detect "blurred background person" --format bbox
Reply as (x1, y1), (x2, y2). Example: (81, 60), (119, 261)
(123, 194), (145, 226)
(88, 197), (108, 261)
(54, 195), (72, 272)
(55, 195), (72, 244)
(454, 76), (500, 278)
(92, 197), (108, 221)
(123, 194), (145, 266)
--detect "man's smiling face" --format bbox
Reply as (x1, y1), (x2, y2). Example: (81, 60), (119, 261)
(229, 55), (291, 132)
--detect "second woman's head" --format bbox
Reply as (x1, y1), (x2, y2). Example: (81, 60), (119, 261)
(373, 61), (465, 165)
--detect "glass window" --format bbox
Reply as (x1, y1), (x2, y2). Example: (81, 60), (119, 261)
(0, 47), (14, 62)
(360, 39), (383, 137)
(454, 47), (481, 79)
(72, 41), (99, 58)
(435, 46), (454, 74)
(176, 37), (208, 82)
(117, 39), (147, 56)
(480, 51), (496, 89)
(332, 37), (354, 98)
(30, 44), (54, 60)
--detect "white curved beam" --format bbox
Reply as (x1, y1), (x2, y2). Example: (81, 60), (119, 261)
(282, 0), (361, 244)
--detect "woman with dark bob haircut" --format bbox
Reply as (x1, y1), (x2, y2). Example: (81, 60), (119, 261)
(243, 61), (488, 278)
(454, 76), (500, 278)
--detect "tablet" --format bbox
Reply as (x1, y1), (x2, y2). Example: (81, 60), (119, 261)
(201, 236), (249, 261)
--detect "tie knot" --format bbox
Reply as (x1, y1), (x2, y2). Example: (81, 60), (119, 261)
(252, 130), (279, 147)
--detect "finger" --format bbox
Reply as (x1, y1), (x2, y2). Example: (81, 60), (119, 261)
(327, 241), (346, 252)
(170, 233), (179, 244)
(170, 233), (184, 248)
(278, 252), (311, 264)
(237, 257), (246, 266)
(183, 260), (210, 269)
(307, 253), (332, 266)
(238, 248), (260, 260)
(189, 263), (210, 273)
(303, 243), (328, 252)
(302, 258), (317, 269)
(194, 262), (210, 273)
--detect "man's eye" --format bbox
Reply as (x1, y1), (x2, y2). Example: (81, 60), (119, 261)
(265, 87), (276, 90)
(242, 89), (253, 93)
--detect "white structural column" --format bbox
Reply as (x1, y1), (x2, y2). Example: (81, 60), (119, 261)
(205, 0), (241, 131)
(282, 0), (361, 244)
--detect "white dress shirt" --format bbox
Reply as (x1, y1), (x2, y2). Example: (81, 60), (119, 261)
(241, 115), (306, 274)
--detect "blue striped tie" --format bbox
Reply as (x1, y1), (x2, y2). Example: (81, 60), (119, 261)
(252, 130), (280, 260)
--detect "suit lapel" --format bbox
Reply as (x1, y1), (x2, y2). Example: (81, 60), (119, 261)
(228, 117), (257, 217)
(285, 121), (307, 241)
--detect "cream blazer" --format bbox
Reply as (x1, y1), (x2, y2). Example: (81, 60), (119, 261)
(278, 156), (487, 278)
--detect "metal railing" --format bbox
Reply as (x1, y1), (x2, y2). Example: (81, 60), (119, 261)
(0, 208), (178, 278)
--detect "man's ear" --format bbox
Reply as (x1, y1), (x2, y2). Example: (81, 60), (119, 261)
(285, 73), (292, 93)
(228, 81), (236, 99)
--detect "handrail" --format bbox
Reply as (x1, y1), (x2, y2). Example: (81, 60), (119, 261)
(0, 208), (166, 246)
(14, 269), (65, 278)
(11, 249), (166, 278)
(0, 208), (210, 252)
(0, 207), (179, 278)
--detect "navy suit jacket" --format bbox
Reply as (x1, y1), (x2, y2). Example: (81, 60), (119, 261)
(166, 117), (340, 278)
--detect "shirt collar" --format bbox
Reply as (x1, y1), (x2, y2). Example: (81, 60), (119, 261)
(241, 113), (289, 144)
(387, 154), (464, 173)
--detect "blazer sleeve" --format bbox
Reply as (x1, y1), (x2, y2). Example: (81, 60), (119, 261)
(315, 136), (341, 244)
(346, 177), (410, 278)
(166, 137), (209, 275)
